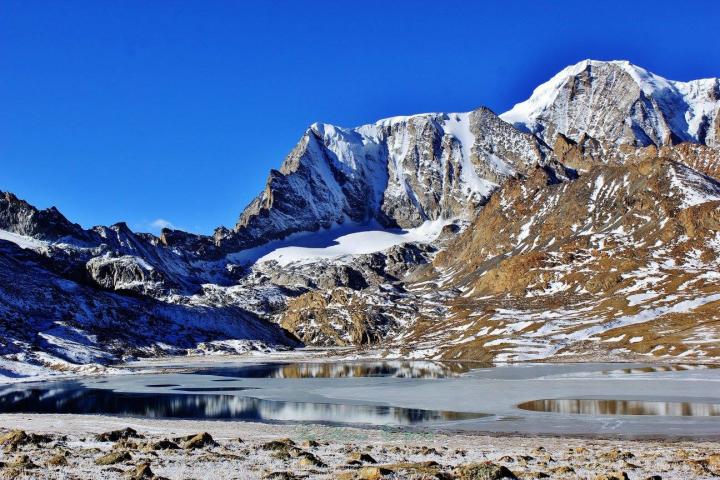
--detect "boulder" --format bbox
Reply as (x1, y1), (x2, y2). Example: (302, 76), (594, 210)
(180, 432), (217, 450)
(357, 466), (393, 479)
(594, 473), (630, 480)
(96, 451), (132, 466)
(47, 452), (69, 467)
(261, 438), (296, 451)
(142, 439), (180, 451)
(0, 429), (49, 451)
(7, 454), (38, 469)
(347, 451), (377, 464)
(0, 430), (27, 451)
(456, 462), (518, 480)
(262, 472), (300, 480)
(125, 462), (154, 479)
(298, 453), (326, 468)
(600, 450), (635, 462)
(96, 428), (143, 442)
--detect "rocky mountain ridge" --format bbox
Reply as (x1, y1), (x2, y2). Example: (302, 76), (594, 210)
(1, 59), (719, 376)
(215, 106), (558, 251)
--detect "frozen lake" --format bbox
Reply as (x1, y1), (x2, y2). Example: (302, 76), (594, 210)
(2, 361), (719, 437)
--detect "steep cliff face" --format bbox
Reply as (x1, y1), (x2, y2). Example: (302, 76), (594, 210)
(501, 60), (720, 150)
(231, 107), (551, 248)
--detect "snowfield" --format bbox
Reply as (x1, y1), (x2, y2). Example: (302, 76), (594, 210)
(256, 220), (448, 266)
(229, 219), (449, 267)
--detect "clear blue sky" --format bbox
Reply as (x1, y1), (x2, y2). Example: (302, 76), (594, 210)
(2, 0), (719, 234)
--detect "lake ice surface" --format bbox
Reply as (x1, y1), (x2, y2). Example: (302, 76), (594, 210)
(2, 361), (719, 437)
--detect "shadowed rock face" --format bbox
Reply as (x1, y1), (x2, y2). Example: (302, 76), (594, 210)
(85, 255), (172, 296)
(0, 239), (297, 368)
(0, 191), (90, 241)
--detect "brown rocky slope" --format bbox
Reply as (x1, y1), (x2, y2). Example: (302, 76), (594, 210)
(280, 152), (720, 363)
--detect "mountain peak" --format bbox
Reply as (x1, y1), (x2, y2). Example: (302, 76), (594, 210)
(229, 105), (550, 250)
(501, 60), (720, 148)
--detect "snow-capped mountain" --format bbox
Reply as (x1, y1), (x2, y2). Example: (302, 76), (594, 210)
(501, 59), (720, 149)
(1, 59), (720, 376)
(220, 107), (553, 251)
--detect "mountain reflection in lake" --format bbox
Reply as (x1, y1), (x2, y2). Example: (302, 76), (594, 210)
(600, 364), (720, 375)
(0, 383), (486, 425)
(197, 361), (481, 379)
(518, 398), (720, 416)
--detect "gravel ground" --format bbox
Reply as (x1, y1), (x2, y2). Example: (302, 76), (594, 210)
(0, 414), (718, 479)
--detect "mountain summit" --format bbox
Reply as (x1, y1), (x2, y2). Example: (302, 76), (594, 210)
(502, 59), (720, 148)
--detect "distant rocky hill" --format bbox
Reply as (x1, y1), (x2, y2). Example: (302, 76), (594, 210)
(1, 60), (719, 376)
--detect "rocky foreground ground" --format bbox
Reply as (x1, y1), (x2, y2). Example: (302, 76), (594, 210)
(0, 415), (717, 479)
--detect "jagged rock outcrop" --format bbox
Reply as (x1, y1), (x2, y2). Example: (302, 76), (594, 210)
(280, 288), (399, 346)
(0, 193), (234, 297)
(85, 255), (170, 295)
(0, 191), (91, 242)
(626, 143), (720, 179)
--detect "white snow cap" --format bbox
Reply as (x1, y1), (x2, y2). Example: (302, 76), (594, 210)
(500, 59), (719, 140)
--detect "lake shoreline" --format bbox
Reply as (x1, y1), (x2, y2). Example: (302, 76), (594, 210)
(3, 348), (720, 386)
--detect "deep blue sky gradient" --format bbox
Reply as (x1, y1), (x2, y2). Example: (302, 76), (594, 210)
(2, 0), (719, 233)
